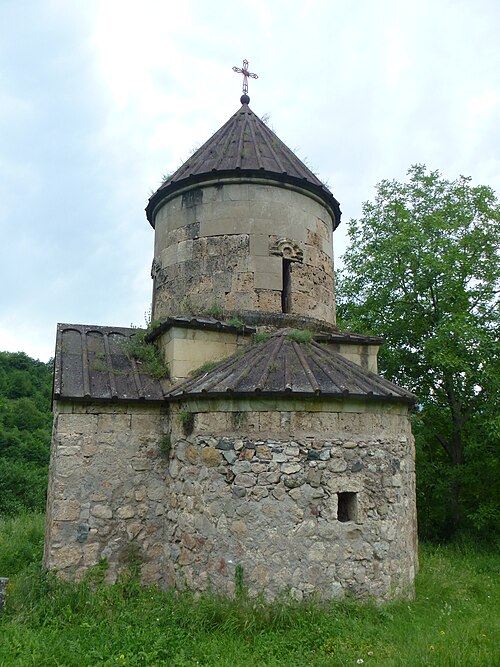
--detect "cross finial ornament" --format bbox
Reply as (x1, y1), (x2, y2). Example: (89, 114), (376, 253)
(232, 59), (258, 104)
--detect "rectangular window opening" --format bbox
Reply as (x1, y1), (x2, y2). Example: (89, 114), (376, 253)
(282, 258), (292, 313)
(337, 492), (358, 522)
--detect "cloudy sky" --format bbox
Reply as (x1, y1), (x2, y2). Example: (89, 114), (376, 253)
(1, 0), (499, 361)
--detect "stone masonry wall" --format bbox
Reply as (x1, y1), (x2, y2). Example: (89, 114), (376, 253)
(166, 403), (418, 601)
(45, 399), (417, 602)
(44, 402), (169, 585)
(152, 182), (336, 324)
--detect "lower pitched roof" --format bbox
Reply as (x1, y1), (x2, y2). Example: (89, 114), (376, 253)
(53, 324), (415, 406)
(167, 330), (416, 405)
(53, 324), (166, 402)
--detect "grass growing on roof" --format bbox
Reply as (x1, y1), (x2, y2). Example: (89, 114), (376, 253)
(252, 332), (272, 344)
(189, 360), (220, 377)
(121, 328), (169, 380)
(286, 329), (313, 344)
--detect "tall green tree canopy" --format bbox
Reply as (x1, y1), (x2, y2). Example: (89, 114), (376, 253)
(337, 165), (499, 539)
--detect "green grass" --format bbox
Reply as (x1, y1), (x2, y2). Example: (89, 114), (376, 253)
(286, 329), (313, 344)
(1, 514), (499, 666)
(121, 330), (169, 380)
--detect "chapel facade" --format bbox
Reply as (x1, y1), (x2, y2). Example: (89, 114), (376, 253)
(44, 86), (418, 601)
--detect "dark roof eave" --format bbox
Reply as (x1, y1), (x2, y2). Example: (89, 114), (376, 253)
(315, 333), (384, 344)
(54, 390), (416, 406)
(53, 394), (167, 405)
(167, 390), (417, 405)
(145, 316), (256, 343)
(145, 169), (341, 229)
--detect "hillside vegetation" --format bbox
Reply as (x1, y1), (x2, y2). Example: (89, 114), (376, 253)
(0, 351), (52, 515)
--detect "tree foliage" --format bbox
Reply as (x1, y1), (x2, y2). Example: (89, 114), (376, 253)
(0, 352), (53, 515)
(337, 165), (500, 540)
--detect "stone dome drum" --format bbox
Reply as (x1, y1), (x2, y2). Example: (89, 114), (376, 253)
(147, 101), (342, 327)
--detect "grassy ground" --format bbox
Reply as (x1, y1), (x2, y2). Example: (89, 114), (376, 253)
(0, 513), (498, 666)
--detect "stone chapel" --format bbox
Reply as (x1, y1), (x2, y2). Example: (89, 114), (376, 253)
(44, 82), (418, 601)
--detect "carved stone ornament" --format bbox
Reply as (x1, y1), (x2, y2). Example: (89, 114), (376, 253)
(270, 238), (303, 262)
(151, 258), (162, 279)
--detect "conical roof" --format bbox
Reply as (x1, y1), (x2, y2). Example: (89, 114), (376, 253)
(166, 330), (416, 404)
(146, 101), (341, 227)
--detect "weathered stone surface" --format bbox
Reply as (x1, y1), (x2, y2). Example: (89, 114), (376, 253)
(222, 450), (238, 464)
(281, 462), (301, 475)
(91, 504), (113, 519)
(186, 445), (199, 465)
(147, 484), (165, 501)
(230, 520), (247, 538)
(201, 448), (222, 467)
(153, 184), (336, 325)
(258, 471), (281, 485)
(52, 499), (80, 521)
(216, 439), (234, 451)
(45, 402), (417, 603)
(233, 473), (256, 488)
(256, 445), (272, 459)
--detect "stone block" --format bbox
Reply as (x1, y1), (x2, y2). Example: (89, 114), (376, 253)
(281, 463), (301, 475)
(256, 290), (281, 311)
(54, 455), (81, 479)
(251, 563), (271, 586)
(147, 483), (165, 501)
(58, 446), (81, 456)
(97, 414), (131, 433)
(52, 499), (80, 521)
(249, 234), (270, 256)
(201, 448), (222, 467)
(91, 504), (113, 519)
(246, 255), (282, 276)
(234, 472), (256, 488)
(186, 446), (199, 464)
(52, 546), (83, 569)
(57, 413), (97, 436)
(231, 520), (247, 537)
(223, 450), (238, 464)
(254, 272), (282, 290)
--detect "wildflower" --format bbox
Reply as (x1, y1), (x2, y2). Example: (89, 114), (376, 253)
(357, 660), (364, 665)
(440, 630), (445, 636)
(367, 651), (374, 656)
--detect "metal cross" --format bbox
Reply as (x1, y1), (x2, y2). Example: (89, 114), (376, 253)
(232, 59), (258, 95)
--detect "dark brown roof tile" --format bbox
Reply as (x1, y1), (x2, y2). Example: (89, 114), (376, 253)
(146, 103), (341, 228)
(167, 330), (416, 404)
(53, 324), (166, 403)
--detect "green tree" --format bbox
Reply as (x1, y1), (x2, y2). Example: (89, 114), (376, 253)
(0, 352), (53, 515)
(337, 165), (500, 539)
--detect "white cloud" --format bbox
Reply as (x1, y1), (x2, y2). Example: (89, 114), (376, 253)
(468, 90), (500, 116)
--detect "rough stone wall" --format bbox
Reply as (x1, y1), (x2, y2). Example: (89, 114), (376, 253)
(152, 182), (336, 324)
(44, 402), (169, 585)
(45, 398), (417, 601)
(165, 402), (418, 601)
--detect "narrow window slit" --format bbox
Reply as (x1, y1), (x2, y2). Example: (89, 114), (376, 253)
(282, 258), (292, 313)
